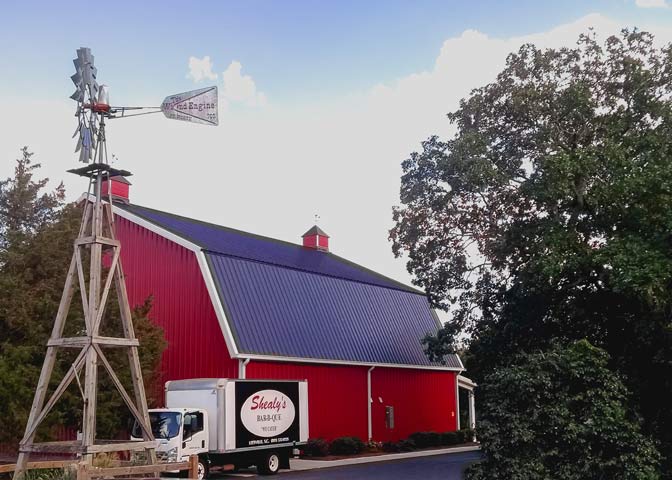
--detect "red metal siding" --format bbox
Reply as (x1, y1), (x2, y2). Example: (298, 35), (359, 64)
(371, 368), (457, 441)
(245, 361), (369, 441)
(115, 215), (238, 404)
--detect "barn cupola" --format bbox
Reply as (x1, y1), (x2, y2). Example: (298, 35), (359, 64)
(302, 225), (330, 252)
(102, 175), (131, 203)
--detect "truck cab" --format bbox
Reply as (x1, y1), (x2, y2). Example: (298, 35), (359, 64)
(131, 408), (209, 476)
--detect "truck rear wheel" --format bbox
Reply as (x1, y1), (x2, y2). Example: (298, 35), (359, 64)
(258, 451), (280, 475)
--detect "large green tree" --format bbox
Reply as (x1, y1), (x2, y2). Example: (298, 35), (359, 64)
(0, 148), (166, 447)
(391, 31), (672, 474)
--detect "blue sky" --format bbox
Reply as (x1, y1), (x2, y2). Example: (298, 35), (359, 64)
(1, 0), (668, 105)
(2, 1), (672, 293)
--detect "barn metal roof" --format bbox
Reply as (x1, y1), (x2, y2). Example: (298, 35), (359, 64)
(120, 204), (419, 293)
(116, 203), (463, 370)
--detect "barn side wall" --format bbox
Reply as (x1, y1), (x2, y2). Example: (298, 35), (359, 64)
(371, 368), (458, 441)
(115, 215), (238, 403)
(245, 361), (457, 441)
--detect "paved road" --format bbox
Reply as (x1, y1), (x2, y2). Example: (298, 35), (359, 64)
(214, 451), (482, 480)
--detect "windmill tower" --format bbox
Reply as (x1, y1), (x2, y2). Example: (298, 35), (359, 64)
(13, 47), (218, 479)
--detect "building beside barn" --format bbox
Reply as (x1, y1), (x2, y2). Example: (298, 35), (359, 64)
(102, 177), (474, 442)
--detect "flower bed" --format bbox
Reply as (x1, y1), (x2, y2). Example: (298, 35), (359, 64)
(301, 429), (476, 460)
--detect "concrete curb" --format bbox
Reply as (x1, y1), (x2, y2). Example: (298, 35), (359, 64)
(289, 445), (481, 471)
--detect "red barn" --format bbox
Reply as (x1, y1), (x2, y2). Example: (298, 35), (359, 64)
(103, 178), (471, 442)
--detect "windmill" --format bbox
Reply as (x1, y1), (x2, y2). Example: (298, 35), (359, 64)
(13, 47), (218, 479)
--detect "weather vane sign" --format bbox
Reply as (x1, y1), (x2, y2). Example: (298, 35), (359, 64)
(160, 86), (218, 126)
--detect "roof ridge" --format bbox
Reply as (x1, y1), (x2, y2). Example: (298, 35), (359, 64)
(116, 201), (425, 295)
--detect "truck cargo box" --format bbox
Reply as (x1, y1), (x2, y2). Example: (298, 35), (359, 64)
(165, 378), (309, 452)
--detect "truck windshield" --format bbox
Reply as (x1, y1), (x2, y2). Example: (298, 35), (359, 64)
(132, 412), (182, 440)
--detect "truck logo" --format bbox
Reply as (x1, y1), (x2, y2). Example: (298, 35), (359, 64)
(240, 389), (296, 438)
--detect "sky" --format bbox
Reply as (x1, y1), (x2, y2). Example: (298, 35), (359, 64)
(2, 0), (672, 304)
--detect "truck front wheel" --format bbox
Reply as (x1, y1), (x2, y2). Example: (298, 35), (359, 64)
(196, 456), (210, 480)
(258, 451), (280, 475)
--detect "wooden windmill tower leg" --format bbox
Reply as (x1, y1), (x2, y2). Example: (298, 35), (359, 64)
(13, 165), (158, 479)
(13, 254), (79, 477)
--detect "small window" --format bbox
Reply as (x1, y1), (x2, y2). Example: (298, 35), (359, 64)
(183, 411), (204, 439)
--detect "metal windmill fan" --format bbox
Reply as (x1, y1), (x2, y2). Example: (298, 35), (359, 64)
(69, 47), (218, 165)
(71, 47), (102, 163)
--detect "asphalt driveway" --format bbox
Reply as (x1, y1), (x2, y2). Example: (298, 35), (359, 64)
(212, 450), (482, 479)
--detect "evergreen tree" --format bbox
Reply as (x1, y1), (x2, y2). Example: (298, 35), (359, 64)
(0, 147), (166, 446)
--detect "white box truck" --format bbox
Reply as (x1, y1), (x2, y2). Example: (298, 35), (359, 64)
(131, 378), (308, 478)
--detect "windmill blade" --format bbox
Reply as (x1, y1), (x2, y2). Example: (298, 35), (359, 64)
(76, 47), (92, 63)
(78, 147), (89, 164)
(160, 86), (218, 126)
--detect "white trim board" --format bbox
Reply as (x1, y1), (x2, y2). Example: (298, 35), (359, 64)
(458, 375), (477, 390)
(237, 353), (463, 372)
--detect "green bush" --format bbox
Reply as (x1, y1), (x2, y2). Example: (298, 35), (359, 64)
(459, 428), (475, 442)
(440, 431), (459, 445)
(303, 438), (330, 457)
(408, 431), (441, 448)
(398, 439), (417, 452)
(382, 441), (400, 453)
(466, 341), (660, 480)
(454, 430), (466, 444)
(329, 436), (365, 456)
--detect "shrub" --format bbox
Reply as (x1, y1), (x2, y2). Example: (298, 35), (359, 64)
(303, 438), (330, 457)
(398, 439), (417, 452)
(408, 432), (441, 448)
(459, 428), (475, 442)
(365, 440), (382, 452)
(408, 431), (441, 448)
(382, 441), (400, 453)
(329, 436), (365, 456)
(454, 430), (466, 444)
(466, 341), (660, 480)
(440, 431), (459, 446)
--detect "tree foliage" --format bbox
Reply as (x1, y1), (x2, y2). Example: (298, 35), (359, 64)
(391, 30), (672, 474)
(0, 148), (166, 446)
(467, 341), (659, 480)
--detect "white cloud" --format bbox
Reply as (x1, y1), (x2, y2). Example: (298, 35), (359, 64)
(221, 61), (267, 107)
(635, 0), (668, 8)
(2, 14), (672, 295)
(187, 55), (218, 82)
